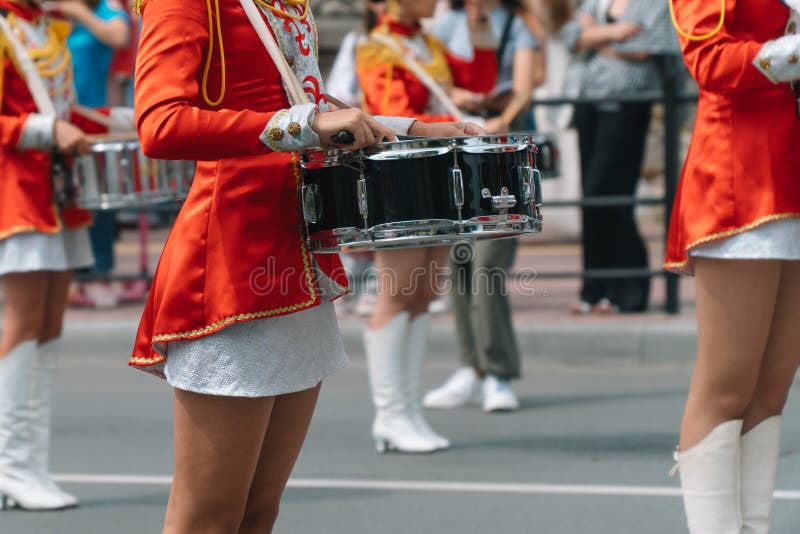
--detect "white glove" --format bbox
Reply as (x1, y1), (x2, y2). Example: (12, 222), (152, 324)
(754, 33), (800, 83)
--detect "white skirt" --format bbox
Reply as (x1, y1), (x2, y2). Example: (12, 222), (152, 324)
(691, 219), (800, 261)
(0, 228), (94, 277)
(163, 264), (348, 398)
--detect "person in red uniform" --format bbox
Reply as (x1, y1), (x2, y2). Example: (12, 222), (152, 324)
(667, 1), (800, 531)
(130, 0), (482, 530)
(355, 0), (497, 453)
(0, 0), (132, 510)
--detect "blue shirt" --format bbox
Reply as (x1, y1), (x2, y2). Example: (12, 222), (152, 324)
(67, 0), (128, 107)
(433, 8), (539, 91)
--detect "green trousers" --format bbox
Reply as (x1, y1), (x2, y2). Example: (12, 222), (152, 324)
(450, 238), (521, 380)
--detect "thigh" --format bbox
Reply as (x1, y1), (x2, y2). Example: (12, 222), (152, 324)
(164, 389), (274, 534)
(41, 270), (74, 342)
(681, 258), (781, 447)
(240, 384), (321, 533)
(746, 261), (800, 427)
(1, 271), (49, 354)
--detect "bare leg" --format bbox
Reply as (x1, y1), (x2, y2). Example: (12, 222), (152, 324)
(680, 258), (781, 450)
(239, 384), (321, 534)
(371, 248), (435, 329)
(163, 390), (274, 534)
(40, 271), (73, 343)
(1, 272), (48, 355)
(743, 260), (800, 431)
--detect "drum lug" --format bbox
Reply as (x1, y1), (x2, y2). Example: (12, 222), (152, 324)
(518, 166), (543, 219)
(357, 177), (369, 225)
(302, 183), (321, 224)
(482, 187), (517, 210)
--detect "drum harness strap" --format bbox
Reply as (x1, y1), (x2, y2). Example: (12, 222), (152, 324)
(0, 10), (76, 205)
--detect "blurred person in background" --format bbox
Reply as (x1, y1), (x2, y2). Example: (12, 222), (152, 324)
(356, 0), (496, 453)
(327, 0), (386, 107)
(0, 0), (122, 509)
(423, 0), (541, 413)
(561, 0), (674, 314)
(325, 0), (386, 317)
(58, 0), (130, 308)
(667, 1), (800, 532)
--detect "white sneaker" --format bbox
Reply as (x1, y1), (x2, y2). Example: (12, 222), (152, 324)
(482, 375), (519, 413)
(428, 295), (450, 315)
(423, 367), (479, 409)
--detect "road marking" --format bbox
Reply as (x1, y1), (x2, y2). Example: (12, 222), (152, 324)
(52, 475), (800, 500)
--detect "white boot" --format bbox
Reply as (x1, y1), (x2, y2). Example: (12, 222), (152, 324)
(364, 313), (438, 453)
(0, 340), (70, 510)
(406, 314), (450, 450)
(30, 339), (78, 507)
(674, 419), (743, 534)
(741, 416), (782, 534)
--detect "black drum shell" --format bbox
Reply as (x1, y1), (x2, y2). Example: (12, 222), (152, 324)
(456, 148), (535, 221)
(301, 163), (362, 235)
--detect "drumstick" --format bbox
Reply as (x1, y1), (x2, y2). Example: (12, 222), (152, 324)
(86, 132), (139, 144)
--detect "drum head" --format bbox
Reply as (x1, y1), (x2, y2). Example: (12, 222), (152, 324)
(361, 138), (454, 161)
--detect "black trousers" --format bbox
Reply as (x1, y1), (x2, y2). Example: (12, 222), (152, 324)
(574, 102), (652, 312)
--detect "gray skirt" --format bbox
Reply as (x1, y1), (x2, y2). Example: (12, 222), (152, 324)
(162, 265), (348, 398)
(0, 228), (94, 276)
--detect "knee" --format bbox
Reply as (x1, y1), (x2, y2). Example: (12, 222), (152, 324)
(239, 500), (280, 534)
(704, 389), (753, 421)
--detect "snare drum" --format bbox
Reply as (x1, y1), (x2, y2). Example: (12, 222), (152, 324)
(71, 136), (193, 210)
(301, 135), (543, 253)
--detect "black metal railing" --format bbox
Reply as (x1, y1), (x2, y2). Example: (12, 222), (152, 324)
(524, 55), (696, 314)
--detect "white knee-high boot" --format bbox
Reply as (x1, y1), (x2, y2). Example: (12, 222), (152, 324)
(406, 314), (449, 450)
(364, 313), (438, 453)
(741, 415), (782, 534)
(30, 339), (78, 507)
(0, 340), (69, 510)
(675, 419), (743, 534)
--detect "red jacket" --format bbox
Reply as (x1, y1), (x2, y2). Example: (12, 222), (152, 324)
(0, 1), (93, 240)
(665, 0), (800, 272)
(130, 0), (348, 371)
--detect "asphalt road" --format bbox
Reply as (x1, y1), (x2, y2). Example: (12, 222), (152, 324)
(2, 321), (799, 534)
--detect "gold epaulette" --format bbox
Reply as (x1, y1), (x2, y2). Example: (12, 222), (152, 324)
(355, 38), (404, 70)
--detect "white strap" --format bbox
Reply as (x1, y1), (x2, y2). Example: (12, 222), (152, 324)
(239, 0), (308, 106)
(0, 15), (56, 116)
(371, 33), (466, 121)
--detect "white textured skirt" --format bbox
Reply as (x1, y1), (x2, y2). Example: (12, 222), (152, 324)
(162, 265), (348, 398)
(0, 228), (94, 276)
(690, 219), (800, 261)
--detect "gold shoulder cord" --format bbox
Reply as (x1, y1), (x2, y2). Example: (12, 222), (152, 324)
(201, 0), (225, 106)
(669, 0), (725, 42)
(133, 0), (226, 107)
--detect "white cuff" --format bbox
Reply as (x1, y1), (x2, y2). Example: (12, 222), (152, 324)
(784, 0), (800, 13)
(17, 113), (55, 150)
(754, 34), (800, 83)
(260, 103), (321, 151)
(109, 107), (135, 132)
(375, 116), (416, 136)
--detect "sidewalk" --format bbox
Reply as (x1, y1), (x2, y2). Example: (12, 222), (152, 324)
(54, 225), (699, 365)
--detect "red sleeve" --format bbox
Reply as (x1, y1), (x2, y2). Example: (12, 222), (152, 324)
(0, 58), (33, 148)
(357, 61), (455, 122)
(446, 47), (497, 93)
(134, 0), (275, 160)
(674, 0), (780, 94)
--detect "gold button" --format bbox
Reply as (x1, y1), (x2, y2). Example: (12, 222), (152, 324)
(268, 127), (284, 141)
(790, 54), (800, 64)
(759, 58), (772, 70)
(789, 22), (797, 34)
(287, 122), (302, 136)
(286, 56), (294, 67)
